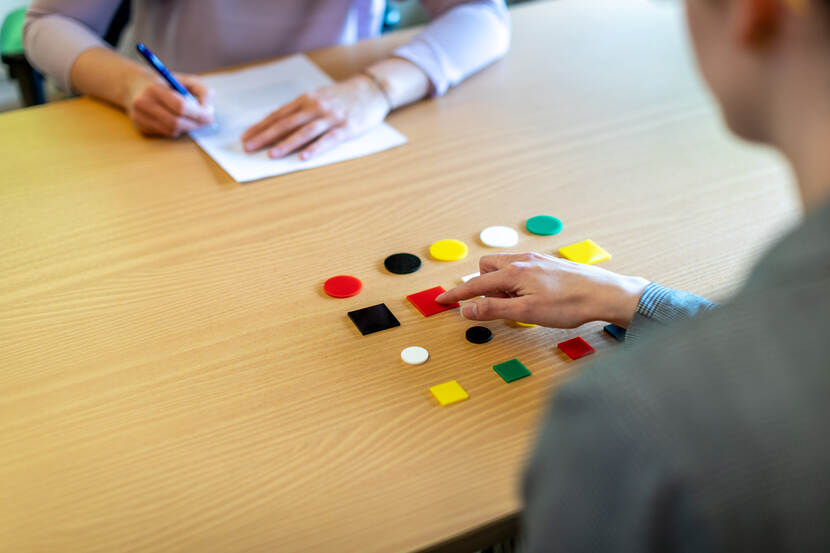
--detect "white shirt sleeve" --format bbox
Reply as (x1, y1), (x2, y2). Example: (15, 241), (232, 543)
(394, 0), (511, 96)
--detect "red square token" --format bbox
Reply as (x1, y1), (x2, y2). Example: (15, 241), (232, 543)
(406, 286), (459, 317)
(557, 337), (595, 360)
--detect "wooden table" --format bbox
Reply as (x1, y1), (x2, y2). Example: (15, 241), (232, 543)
(0, 1), (799, 551)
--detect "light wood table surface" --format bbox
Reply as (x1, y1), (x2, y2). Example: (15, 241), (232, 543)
(0, 1), (799, 551)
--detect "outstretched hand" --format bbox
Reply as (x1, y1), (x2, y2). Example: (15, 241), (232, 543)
(436, 252), (648, 329)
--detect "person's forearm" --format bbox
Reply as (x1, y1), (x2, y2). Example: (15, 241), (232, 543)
(69, 47), (157, 110)
(363, 58), (431, 111)
(601, 275), (651, 329)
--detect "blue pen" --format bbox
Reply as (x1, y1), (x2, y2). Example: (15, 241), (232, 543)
(135, 43), (198, 104)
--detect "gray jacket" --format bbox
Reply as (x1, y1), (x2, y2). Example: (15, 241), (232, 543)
(522, 200), (830, 552)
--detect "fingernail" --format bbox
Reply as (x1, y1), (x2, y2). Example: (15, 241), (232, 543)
(244, 142), (254, 151)
(435, 292), (446, 302)
(462, 303), (478, 319)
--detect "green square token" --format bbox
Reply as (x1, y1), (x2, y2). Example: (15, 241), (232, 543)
(493, 358), (531, 383)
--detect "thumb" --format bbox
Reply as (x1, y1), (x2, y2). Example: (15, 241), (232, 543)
(461, 297), (527, 322)
(179, 75), (214, 107)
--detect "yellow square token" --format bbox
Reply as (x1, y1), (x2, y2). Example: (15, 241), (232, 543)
(429, 380), (469, 406)
(558, 239), (611, 265)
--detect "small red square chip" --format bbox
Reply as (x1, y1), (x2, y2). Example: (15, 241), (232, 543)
(406, 286), (459, 317)
(557, 337), (595, 360)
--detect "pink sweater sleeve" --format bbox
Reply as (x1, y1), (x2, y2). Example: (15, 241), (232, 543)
(394, 0), (511, 96)
(23, 0), (510, 95)
(23, 0), (123, 90)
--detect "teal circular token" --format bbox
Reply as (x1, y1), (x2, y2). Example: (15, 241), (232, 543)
(526, 215), (563, 236)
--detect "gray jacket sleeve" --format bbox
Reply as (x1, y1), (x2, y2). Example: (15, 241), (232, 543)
(624, 282), (717, 344)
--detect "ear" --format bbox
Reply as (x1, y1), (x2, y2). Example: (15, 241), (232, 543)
(731, 0), (783, 47)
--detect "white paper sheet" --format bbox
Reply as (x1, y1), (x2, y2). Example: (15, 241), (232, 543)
(190, 55), (407, 182)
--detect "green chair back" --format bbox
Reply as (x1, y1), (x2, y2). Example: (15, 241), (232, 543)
(0, 6), (27, 57)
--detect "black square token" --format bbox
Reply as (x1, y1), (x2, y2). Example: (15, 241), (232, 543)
(348, 303), (401, 336)
(603, 323), (627, 342)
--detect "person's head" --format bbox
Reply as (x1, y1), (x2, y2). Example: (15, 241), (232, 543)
(685, 0), (830, 144)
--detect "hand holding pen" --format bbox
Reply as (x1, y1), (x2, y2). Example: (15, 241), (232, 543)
(130, 43), (215, 137)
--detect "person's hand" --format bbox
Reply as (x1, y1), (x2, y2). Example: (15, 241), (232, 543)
(436, 252), (649, 329)
(240, 74), (391, 160)
(125, 73), (214, 137)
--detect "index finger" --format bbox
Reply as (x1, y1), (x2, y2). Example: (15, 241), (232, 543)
(436, 269), (515, 304)
(241, 99), (303, 142)
(179, 76), (214, 106)
(150, 85), (212, 123)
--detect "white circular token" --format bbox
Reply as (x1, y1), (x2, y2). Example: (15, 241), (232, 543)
(480, 226), (519, 248)
(401, 346), (429, 365)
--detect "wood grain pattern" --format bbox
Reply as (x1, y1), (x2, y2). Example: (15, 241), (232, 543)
(0, 1), (799, 551)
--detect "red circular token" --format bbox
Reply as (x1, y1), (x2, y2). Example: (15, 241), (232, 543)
(323, 275), (362, 298)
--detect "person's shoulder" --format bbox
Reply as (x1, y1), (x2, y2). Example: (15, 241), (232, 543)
(573, 278), (830, 434)
(526, 282), (830, 553)
(559, 277), (830, 519)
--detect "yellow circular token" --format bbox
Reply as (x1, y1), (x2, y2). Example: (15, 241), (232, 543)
(429, 239), (468, 261)
(513, 321), (537, 328)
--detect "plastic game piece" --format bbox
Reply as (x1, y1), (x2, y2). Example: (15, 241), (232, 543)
(513, 321), (537, 328)
(384, 253), (421, 275)
(480, 226), (519, 248)
(407, 286), (459, 317)
(558, 239), (611, 265)
(401, 346), (429, 365)
(465, 326), (494, 344)
(493, 358), (532, 383)
(525, 215), (563, 236)
(461, 272), (480, 283)
(429, 239), (468, 261)
(429, 380), (469, 406)
(603, 324), (627, 342)
(323, 275), (363, 298)
(557, 337), (596, 360)
(347, 304), (400, 336)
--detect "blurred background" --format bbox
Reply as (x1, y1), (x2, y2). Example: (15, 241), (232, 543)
(0, 0), (533, 113)
(0, 0), (22, 110)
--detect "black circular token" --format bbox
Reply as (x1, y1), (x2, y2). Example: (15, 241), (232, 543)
(384, 253), (422, 275)
(466, 326), (494, 344)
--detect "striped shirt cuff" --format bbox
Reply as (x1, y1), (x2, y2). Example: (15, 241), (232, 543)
(626, 282), (717, 345)
(637, 282), (677, 319)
